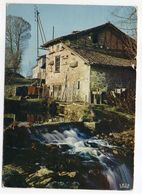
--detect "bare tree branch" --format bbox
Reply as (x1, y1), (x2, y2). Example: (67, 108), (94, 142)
(5, 15), (31, 72)
(110, 7), (137, 39)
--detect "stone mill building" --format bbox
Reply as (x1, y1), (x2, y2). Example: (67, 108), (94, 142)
(41, 22), (136, 104)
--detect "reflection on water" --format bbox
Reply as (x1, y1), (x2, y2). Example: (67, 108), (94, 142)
(4, 111), (66, 128)
(17, 112), (49, 123)
(4, 111), (50, 127)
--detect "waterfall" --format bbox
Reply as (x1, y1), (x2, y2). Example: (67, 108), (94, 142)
(29, 126), (133, 190)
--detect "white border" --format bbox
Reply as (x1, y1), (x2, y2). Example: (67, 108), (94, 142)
(0, 0), (142, 194)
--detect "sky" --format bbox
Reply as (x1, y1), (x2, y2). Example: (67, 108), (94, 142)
(6, 4), (134, 76)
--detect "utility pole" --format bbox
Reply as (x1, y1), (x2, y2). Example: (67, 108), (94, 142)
(36, 9), (39, 58)
(34, 6), (47, 91)
(34, 6), (47, 57)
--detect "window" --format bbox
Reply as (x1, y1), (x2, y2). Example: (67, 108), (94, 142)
(41, 57), (46, 69)
(55, 55), (60, 72)
(77, 81), (80, 89)
(93, 34), (98, 44)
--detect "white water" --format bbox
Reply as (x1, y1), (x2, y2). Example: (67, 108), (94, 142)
(30, 127), (133, 190)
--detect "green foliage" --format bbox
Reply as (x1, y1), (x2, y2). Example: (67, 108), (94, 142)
(106, 89), (135, 114)
(82, 109), (94, 122)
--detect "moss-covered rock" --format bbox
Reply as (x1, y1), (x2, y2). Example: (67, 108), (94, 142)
(3, 165), (27, 188)
(26, 167), (54, 188)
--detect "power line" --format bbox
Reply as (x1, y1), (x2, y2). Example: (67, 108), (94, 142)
(39, 17), (47, 43)
(39, 21), (45, 44)
(34, 6), (47, 57)
(34, 6), (39, 58)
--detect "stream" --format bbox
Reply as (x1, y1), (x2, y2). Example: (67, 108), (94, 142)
(3, 123), (133, 190)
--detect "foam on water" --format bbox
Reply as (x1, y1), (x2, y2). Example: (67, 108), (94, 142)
(30, 126), (132, 189)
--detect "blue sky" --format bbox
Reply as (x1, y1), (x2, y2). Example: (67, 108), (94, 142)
(6, 4), (133, 76)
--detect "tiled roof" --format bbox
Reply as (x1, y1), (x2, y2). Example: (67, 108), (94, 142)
(71, 47), (136, 68)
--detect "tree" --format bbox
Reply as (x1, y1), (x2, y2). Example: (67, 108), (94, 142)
(111, 6), (137, 39)
(5, 15), (31, 73)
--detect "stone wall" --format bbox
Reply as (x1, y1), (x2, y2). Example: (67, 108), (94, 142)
(45, 43), (90, 102)
(32, 65), (39, 79)
(91, 65), (136, 92)
(90, 65), (136, 104)
(32, 59), (46, 80)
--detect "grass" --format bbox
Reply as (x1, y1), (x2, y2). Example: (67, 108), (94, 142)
(26, 98), (45, 103)
(91, 104), (135, 133)
(5, 76), (33, 85)
(4, 74), (33, 98)
(4, 85), (16, 98)
(94, 104), (135, 120)
(4, 113), (15, 119)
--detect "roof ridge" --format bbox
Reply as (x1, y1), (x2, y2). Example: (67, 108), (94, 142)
(41, 22), (136, 48)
